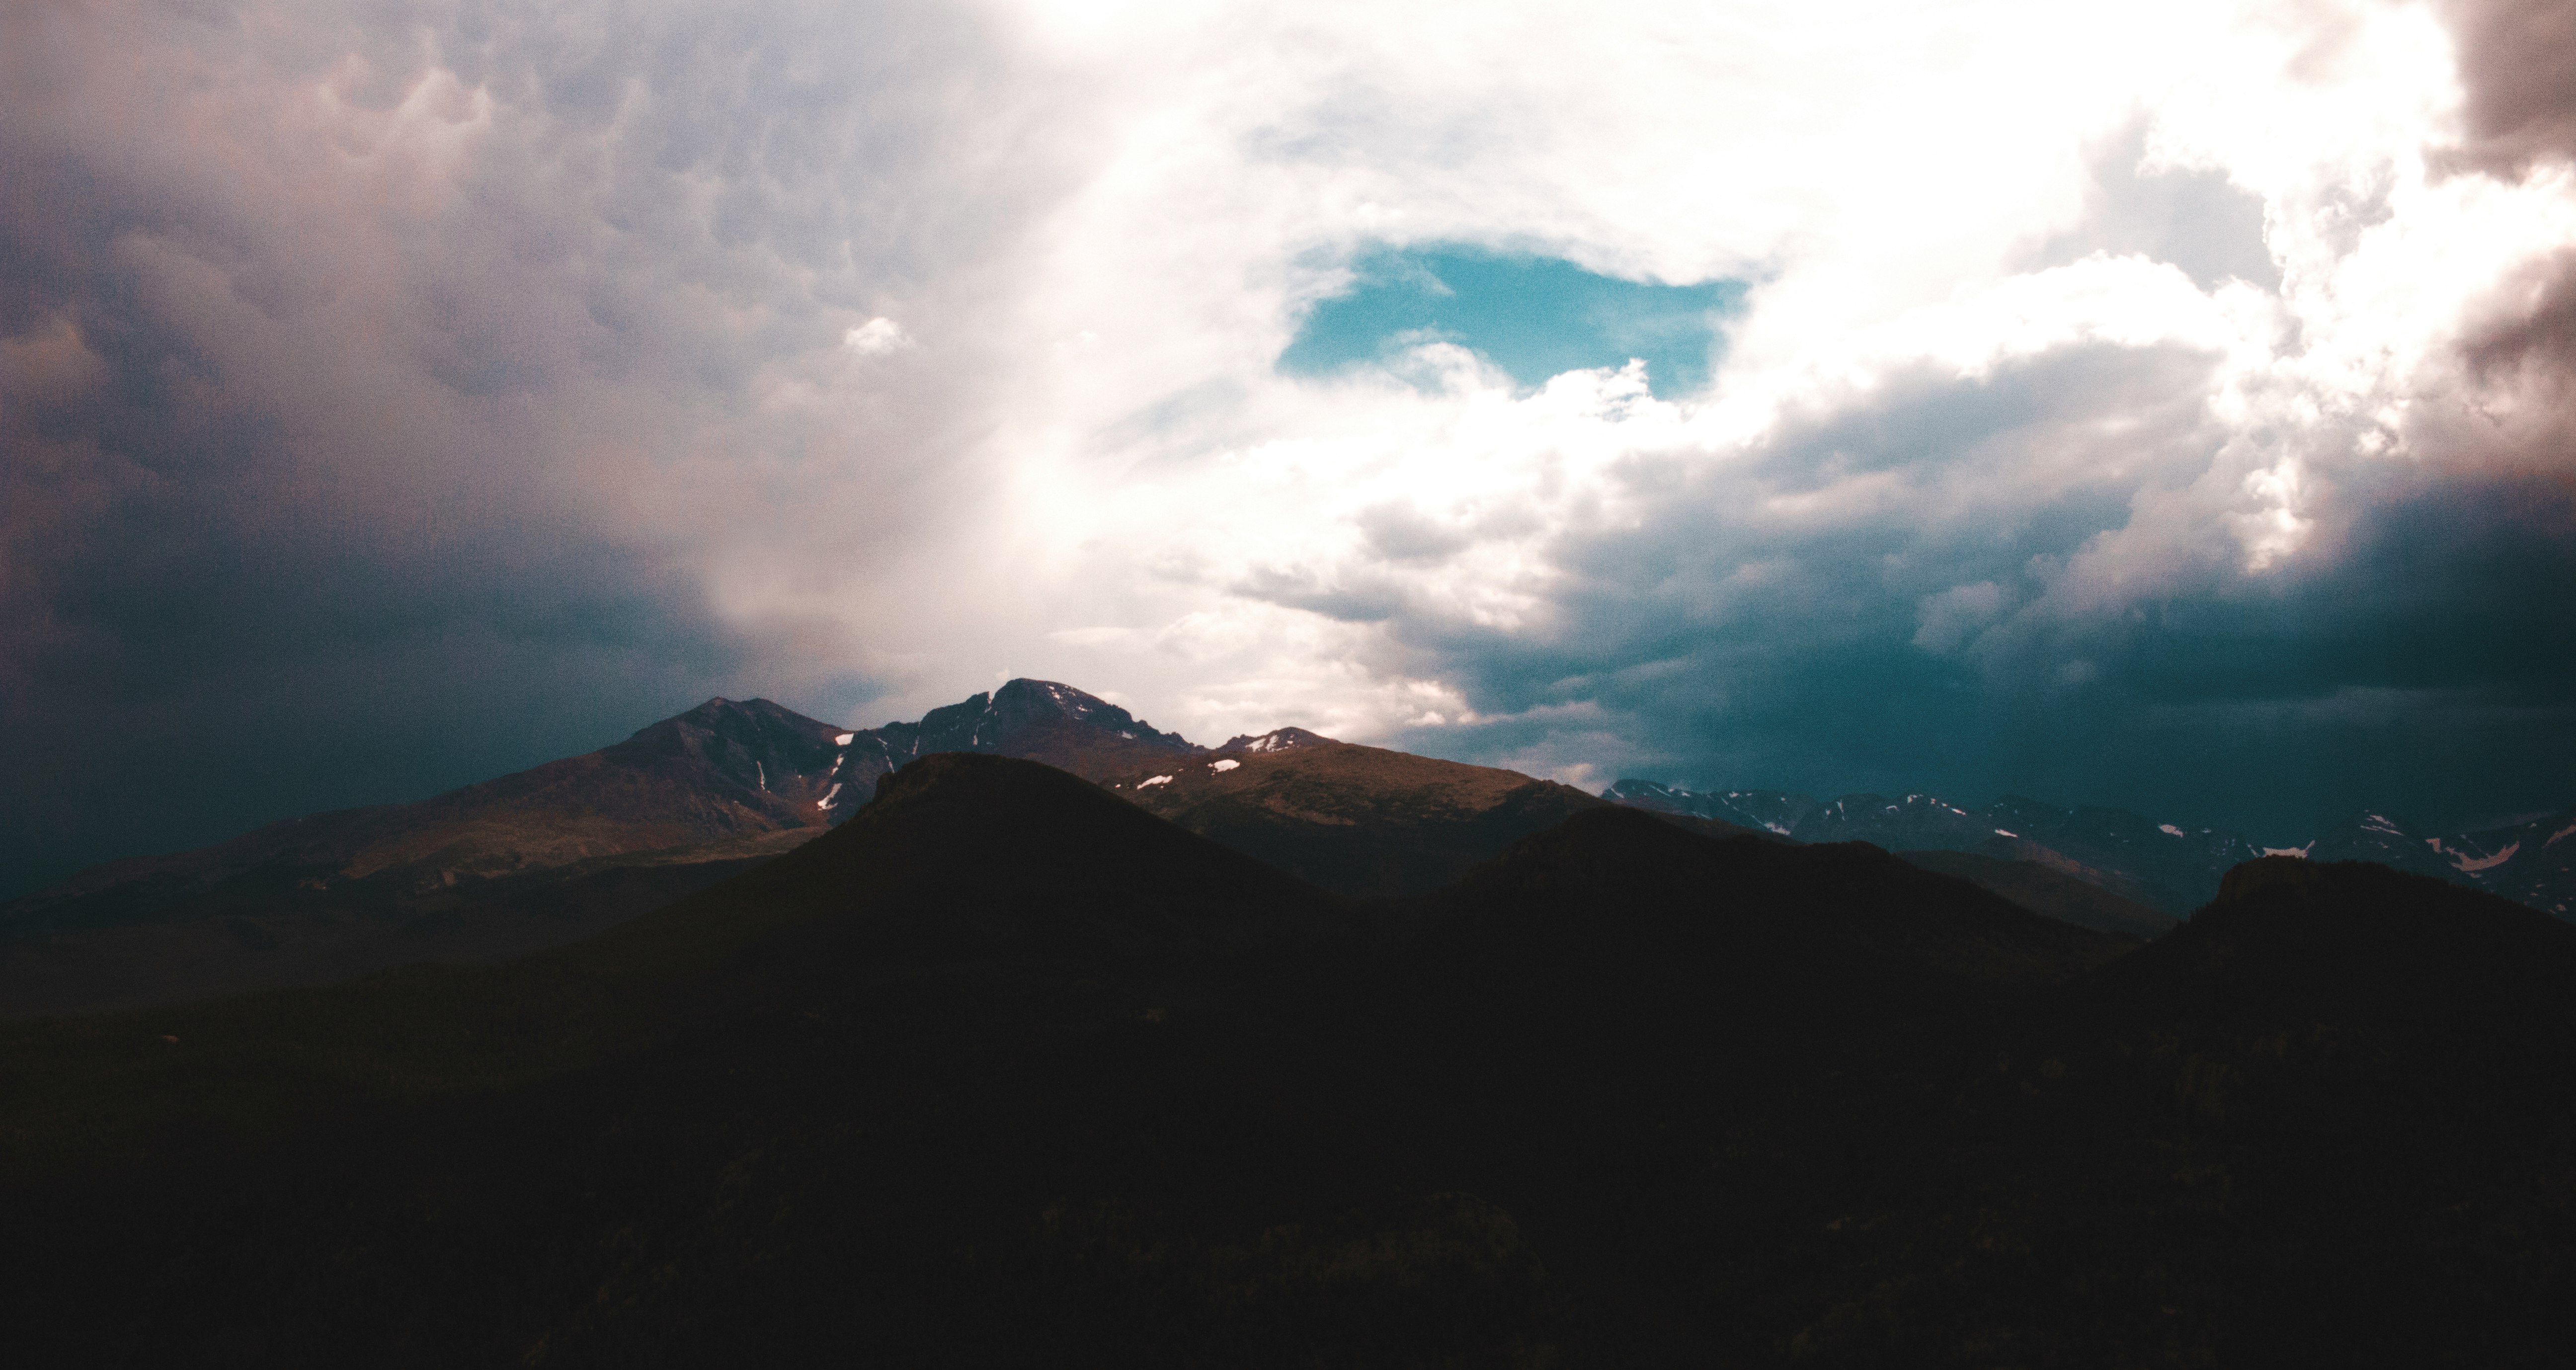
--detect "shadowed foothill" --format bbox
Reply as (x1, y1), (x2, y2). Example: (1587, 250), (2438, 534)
(2, 740), (2573, 1366)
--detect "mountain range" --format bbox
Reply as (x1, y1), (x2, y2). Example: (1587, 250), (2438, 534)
(0, 684), (1537, 1011)
(10, 676), (2570, 1019)
(1602, 778), (2576, 922)
(4, 749), (2571, 1365)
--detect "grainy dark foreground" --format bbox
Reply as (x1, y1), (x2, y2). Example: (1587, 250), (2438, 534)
(3, 756), (2570, 1367)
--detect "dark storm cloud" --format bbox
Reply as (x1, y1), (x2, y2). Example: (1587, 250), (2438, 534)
(0, 0), (1056, 896)
(2436, 0), (2576, 176)
(1383, 336), (2576, 842)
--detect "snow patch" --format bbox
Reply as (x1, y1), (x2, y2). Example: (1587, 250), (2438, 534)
(816, 782), (843, 811)
(2262, 843), (2313, 858)
(2362, 813), (2403, 835)
(1119, 731), (1135, 739)
(757, 762), (766, 792)
(2453, 841), (2520, 874)
(1994, 829), (2017, 838)
(2159, 824), (2183, 837)
(2548, 821), (2576, 847)
(1244, 729), (1317, 752)
(1137, 775), (1173, 789)
(1210, 759), (1240, 772)
(835, 733), (855, 746)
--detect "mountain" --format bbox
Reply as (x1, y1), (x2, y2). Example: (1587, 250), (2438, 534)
(1609, 773), (2576, 927)
(2, 696), (852, 938)
(2309, 806), (2576, 918)
(1606, 780), (2287, 916)
(1757, 857), (2576, 1369)
(0, 680), (1206, 1015)
(1407, 806), (2128, 1007)
(1895, 849), (2179, 940)
(1601, 779), (1817, 835)
(10, 756), (2569, 1365)
(0, 829), (810, 1019)
(1975, 794), (2268, 909)
(6, 680), (1198, 939)
(1104, 727), (1622, 896)
(840, 676), (1204, 784)
(0, 753), (2122, 1366)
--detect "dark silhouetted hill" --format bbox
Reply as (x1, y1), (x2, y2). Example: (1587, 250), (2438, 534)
(1758, 857), (2576, 1368)
(1897, 848), (2178, 940)
(5, 751), (2573, 1365)
(0, 753), (2145, 1368)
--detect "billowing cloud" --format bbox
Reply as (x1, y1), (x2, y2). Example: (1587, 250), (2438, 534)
(4, 0), (2574, 892)
(0, 0), (1068, 889)
(2438, 0), (2576, 175)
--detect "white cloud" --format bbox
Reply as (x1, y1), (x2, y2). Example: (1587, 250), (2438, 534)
(843, 318), (916, 355)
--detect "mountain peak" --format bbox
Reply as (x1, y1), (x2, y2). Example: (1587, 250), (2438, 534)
(864, 678), (1202, 783)
(1217, 726), (1337, 753)
(608, 697), (842, 771)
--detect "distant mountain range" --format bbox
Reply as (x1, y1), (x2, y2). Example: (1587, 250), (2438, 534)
(7, 675), (2569, 1019)
(1603, 779), (2576, 922)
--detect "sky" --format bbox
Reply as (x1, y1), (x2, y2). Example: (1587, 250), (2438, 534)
(4, 0), (2575, 895)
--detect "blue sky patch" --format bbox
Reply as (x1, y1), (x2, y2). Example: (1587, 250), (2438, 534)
(1279, 245), (1746, 398)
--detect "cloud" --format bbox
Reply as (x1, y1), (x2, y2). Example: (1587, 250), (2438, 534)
(844, 318), (917, 355)
(2027, 117), (2282, 292)
(0, 0), (1066, 891)
(2436, 0), (2576, 176)
(5, 0), (2576, 891)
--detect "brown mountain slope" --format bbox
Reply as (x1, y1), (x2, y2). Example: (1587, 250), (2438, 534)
(1, 697), (852, 938)
(1104, 728), (1619, 897)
